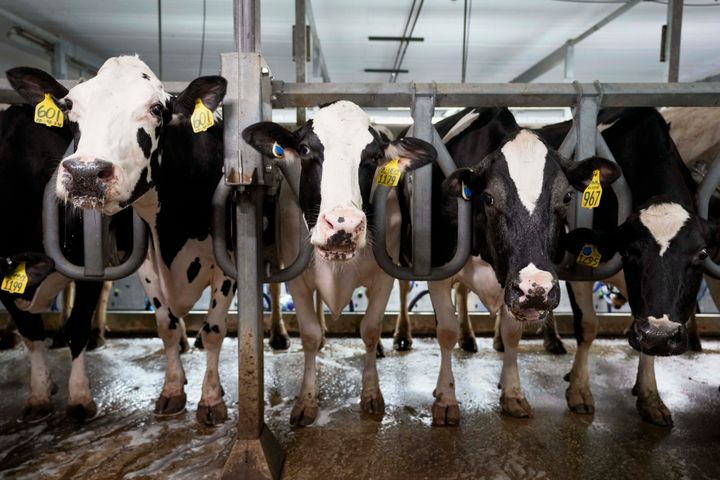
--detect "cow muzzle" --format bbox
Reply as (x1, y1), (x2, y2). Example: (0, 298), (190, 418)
(311, 208), (366, 262)
(628, 315), (688, 356)
(505, 264), (559, 322)
(59, 157), (115, 208)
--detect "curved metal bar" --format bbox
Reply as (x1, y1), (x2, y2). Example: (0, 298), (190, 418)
(211, 177), (313, 282)
(42, 173), (148, 281)
(696, 153), (720, 278)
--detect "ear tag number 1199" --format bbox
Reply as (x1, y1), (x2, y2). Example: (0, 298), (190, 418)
(581, 169), (602, 209)
(1, 262), (29, 294)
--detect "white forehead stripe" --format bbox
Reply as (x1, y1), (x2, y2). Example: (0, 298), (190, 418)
(501, 130), (547, 215)
(312, 101), (372, 212)
(639, 202), (689, 256)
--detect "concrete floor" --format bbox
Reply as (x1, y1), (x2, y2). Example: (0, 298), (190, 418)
(0, 337), (719, 480)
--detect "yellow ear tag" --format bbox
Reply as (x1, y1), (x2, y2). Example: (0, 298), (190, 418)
(1, 262), (29, 294)
(576, 244), (602, 268)
(376, 158), (401, 187)
(191, 98), (214, 134)
(34, 94), (64, 128)
(581, 169), (602, 209)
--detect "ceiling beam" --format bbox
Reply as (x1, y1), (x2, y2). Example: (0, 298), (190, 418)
(510, 0), (642, 83)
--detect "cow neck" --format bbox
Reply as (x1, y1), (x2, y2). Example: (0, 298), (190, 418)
(131, 186), (160, 233)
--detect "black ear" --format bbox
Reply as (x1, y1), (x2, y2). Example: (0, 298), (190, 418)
(6, 67), (68, 105)
(242, 122), (299, 159)
(562, 227), (620, 260)
(381, 137), (436, 172)
(174, 76), (227, 116)
(566, 156), (622, 191)
(1, 253), (55, 288)
(443, 167), (480, 200)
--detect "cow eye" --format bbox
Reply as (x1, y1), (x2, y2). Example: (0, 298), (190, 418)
(150, 103), (164, 117)
(698, 248), (709, 261)
(481, 192), (494, 207)
(563, 191), (574, 204)
(299, 145), (311, 157)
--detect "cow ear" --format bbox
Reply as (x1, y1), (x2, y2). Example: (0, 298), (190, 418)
(242, 122), (299, 160)
(381, 137), (436, 172)
(174, 75), (227, 116)
(2, 253), (55, 288)
(442, 167), (482, 201)
(566, 156), (621, 191)
(6, 67), (68, 105)
(562, 227), (620, 260)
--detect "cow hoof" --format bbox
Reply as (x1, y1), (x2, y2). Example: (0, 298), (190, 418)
(688, 332), (702, 352)
(492, 336), (505, 352)
(543, 336), (567, 355)
(360, 390), (385, 416)
(500, 394), (533, 418)
(375, 342), (386, 359)
(196, 402), (227, 426)
(393, 335), (413, 352)
(66, 400), (98, 422)
(269, 332), (291, 351)
(566, 387), (594, 414)
(459, 336), (478, 353)
(0, 332), (21, 350)
(636, 394), (673, 427)
(290, 401), (318, 427)
(154, 393), (187, 416)
(432, 400), (460, 426)
(18, 402), (53, 424)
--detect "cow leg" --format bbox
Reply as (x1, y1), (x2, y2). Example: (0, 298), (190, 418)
(565, 281), (597, 414)
(196, 276), (232, 426)
(152, 304), (187, 416)
(499, 304), (533, 417)
(268, 283), (290, 350)
(686, 312), (701, 352)
(542, 312), (567, 355)
(633, 354), (673, 427)
(87, 280), (111, 351)
(428, 279), (460, 426)
(393, 280), (413, 351)
(456, 283), (478, 353)
(289, 283), (321, 426)
(359, 277), (393, 416)
(492, 311), (504, 352)
(64, 281), (103, 421)
(2, 297), (55, 422)
(50, 282), (74, 349)
(316, 290), (328, 350)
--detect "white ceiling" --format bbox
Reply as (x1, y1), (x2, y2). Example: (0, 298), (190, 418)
(0, 0), (718, 84)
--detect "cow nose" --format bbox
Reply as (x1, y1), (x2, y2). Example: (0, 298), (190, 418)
(322, 210), (364, 234)
(61, 158), (114, 194)
(516, 263), (555, 300)
(629, 315), (688, 356)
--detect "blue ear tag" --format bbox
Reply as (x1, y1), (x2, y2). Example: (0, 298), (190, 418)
(461, 182), (473, 201)
(272, 142), (284, 158)
(582, 245), (593, 256)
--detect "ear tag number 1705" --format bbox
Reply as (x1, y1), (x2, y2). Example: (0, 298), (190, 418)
(34, 94), (64, 128)
(376, 158), (401, 187)
(1, 262), (29, 295)
(191, 99), (214, 133)
(581, 169), (602, 209)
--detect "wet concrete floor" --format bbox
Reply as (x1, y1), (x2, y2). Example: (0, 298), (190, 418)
(0, 336), (719, 479)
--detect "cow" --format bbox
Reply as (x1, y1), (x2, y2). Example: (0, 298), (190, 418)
(412, 107), (619, 425)
(0, 86), (129, 422)
(536, 107), (720, 426)
(8, 56), (235, 425)
(243, 100), (436, 426)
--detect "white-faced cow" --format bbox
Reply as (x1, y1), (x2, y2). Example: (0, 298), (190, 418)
(11, 56), (233, 425)
(243, 100), (435, 425)
(417, 107), (619, 424)
(0, 77), (130, 422)
(537, 107), (720, 426)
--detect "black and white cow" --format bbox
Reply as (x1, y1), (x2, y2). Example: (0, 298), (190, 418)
(0, 82), (122, 422)
(243, 100), (435, 425)
(537, 107), (720, 426)
(10, 56), (232, 425)
(417, 107), (619, 424)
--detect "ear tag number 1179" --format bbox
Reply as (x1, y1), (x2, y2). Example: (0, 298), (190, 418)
(376, 158), (401, 187)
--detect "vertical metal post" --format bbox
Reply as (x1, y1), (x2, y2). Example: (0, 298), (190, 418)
(664, 0), (683, 82)
(294, 0), (307, 124)
(410, 89), (434, 277)
(52, 40), (69, 79)
(563, 42), (574, 82)
(222, 0), (284, 478)
(570, 95), (599, 231)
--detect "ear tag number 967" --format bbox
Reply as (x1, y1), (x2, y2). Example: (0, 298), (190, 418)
(191, 99), (214, 133)
(1, 262), (28, 294)
(376, 158), (401, 187)
(34, 94), (64, 128)
(581, 169), (602, 209)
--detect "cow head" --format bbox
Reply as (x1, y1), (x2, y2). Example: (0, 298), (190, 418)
(565, 198), (719, 356)
(7, 56), (226, 215)
(243, 101), (435, 261)
(444, 129), (620, 322)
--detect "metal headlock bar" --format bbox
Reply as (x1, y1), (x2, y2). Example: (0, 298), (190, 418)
(696, 153), (720, 279)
